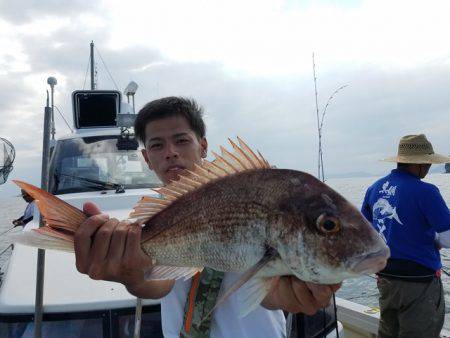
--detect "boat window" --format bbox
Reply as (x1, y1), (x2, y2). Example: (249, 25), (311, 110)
(0, 318), (103, 338)
(49, 135), (162, 194)
(115, 311), (163, 338)
(0, 305), (163, 338)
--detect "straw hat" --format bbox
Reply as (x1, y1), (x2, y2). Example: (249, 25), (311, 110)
(383, 134), (450, 164)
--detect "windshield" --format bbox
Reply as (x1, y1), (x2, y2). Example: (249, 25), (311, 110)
(49, 135), (161, 194)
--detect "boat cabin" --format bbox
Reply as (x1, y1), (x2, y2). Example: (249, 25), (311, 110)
(0, 90), (164, 338)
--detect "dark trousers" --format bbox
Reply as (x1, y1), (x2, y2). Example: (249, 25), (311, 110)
(377, 276), (445, 338)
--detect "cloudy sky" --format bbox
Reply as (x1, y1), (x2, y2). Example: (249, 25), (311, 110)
(0, 0), (449, 196)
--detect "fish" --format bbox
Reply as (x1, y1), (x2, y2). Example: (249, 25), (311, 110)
(12, 137), (389, 316)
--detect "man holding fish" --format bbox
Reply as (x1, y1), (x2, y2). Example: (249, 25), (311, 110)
(14, 97), (389, 337)
(74, 97), (343, 337)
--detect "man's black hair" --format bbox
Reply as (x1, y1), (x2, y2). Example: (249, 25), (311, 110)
(397, 162), (431, 169)
(134, 96), (206, 145)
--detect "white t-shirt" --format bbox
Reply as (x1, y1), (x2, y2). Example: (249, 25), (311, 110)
(161, 271), (286, 338)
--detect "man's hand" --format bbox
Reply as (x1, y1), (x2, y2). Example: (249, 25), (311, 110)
(12, 218), (24, 227)
(262, 276), (341, 315)
(74, 202), (154, 291)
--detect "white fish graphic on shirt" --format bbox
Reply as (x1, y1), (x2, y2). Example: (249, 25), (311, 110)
(372, 181), (403, 241)
(373, 198), (403, 225)
(373, 198), (403, 242)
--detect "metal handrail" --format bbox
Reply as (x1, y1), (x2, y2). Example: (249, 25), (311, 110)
(34, 89), (53, 338)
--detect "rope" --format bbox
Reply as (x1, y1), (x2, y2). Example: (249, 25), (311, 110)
(365, 272), (441, 280)
(54, 106), (74, 133)
(0, 226), (17, 237)
(377, 273), (436, 279)
(347, 293), (379, 301)
(0, 244), (13, 257)
(82, 53), (91, 90)
(94, 46), (120, 91)
(364, 274), (377, 280)
(333, 293), (339, 338)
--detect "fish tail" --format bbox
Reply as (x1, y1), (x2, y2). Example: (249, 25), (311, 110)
(11, 229), (74, 252)
(12, 180), (87, 252)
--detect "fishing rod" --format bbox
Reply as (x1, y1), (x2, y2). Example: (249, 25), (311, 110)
(0, 244), (13, 258)
(312, 53), (348, 338)
(0, 226), (18, 237)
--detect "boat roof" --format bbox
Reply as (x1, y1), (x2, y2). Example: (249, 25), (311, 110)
(0, 189), (160, 314)
(57, 127), (125, 141)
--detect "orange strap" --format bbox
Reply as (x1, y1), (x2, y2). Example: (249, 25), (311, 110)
(184, 271), (201, 334)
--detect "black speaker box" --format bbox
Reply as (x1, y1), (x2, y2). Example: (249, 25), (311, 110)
(72, 90), (121, 129)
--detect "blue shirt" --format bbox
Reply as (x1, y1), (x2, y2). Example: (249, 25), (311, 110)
(361, 169), (450, 271)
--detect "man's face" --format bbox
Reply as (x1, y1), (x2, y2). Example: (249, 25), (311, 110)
(419, 163), (432, 179)
(141, 115), (207, 185)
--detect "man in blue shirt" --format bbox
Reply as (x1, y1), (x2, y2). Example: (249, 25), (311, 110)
(361, 134), (450, 338)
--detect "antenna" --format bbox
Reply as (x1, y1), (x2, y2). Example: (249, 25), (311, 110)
(90, 41), (95, 90)
(124, 81), (138, 114)
(47, 77), (57, 140)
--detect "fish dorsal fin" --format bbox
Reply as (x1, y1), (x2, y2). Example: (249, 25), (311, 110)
(129, 137), (271, 221)
(128, 194), (170, 222)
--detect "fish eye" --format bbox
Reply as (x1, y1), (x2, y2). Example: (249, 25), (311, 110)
(316, 214), (341, 234)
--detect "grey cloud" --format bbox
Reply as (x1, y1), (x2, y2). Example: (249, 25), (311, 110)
(310, 64), (450, 175)
(0, 0), (101, 23)
(0, 25), (165, 195)
(121, 62), (324, 171)
(19, 28), (163, 75)
(0, 75), (33, 113)
(1, 23), (450, 196)
(7, 24), (165, 102)
(13, 26), (166, 130)
(0, 73), (43, 143)
(103, 59), (449, 178)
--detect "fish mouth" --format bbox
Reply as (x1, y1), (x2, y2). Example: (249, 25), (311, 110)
(349, 246), (390, 274)
(166, 165), (186, 173)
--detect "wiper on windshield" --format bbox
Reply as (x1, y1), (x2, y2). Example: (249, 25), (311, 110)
(56, 172), (125, 193)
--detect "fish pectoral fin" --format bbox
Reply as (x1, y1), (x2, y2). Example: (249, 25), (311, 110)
(239, 276), (276, 317)
(144, 266), (203, 281)
(201, 247), (279, 322)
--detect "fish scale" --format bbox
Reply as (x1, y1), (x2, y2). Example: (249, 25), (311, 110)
(143, 189), (269, 264)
